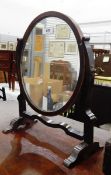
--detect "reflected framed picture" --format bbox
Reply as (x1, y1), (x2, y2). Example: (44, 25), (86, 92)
(34, 35), (44, 51)
(56, 24), (70, 39)
(49, 41), (64, 57)
(0, 42), (7, 50)
(65, 41), (78, 54)
(8, 41), (16, 51)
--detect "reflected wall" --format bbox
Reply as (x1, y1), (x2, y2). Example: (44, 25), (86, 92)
(21, 17), (80, 112)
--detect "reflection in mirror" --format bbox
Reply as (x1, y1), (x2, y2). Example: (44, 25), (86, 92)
(21, 17), (80, 112)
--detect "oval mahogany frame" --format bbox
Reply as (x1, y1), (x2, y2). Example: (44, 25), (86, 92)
(16, 11), (86, 116)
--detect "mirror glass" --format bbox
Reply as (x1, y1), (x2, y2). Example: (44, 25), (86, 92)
(21, 17), (80, 113)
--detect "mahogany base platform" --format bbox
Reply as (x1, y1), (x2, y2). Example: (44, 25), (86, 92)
(0, 120), (104, 175)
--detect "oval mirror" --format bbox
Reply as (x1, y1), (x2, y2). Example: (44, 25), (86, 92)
(19, 11), (85, 116)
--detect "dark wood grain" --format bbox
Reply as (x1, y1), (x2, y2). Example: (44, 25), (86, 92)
(0, 50), (16, 90)
(0, 121), (104, 175)
(95, 53), (111, 77)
